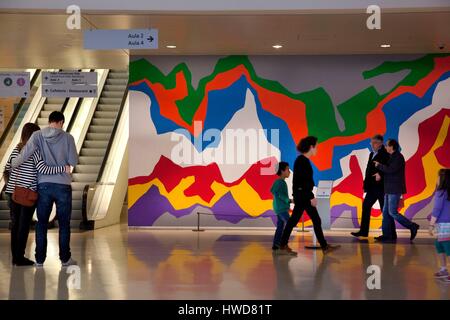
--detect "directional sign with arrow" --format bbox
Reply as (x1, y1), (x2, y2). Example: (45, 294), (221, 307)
(42, 84), (97, 98)
(42, 71), (97, 85)
(84, 29), (159, 50)
(0, 72), (30, 97)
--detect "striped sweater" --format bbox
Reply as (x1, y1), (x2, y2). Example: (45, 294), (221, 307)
(4, 146), (65, 194)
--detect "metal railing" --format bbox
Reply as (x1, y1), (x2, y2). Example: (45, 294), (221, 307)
(96, 85), (129, 182)
(191, 211), (430, 232)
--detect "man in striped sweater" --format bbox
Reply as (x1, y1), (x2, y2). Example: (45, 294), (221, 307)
(12, 111), (78, 267)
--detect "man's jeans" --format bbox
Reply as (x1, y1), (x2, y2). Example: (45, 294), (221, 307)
(382, 193), (415, 239)
(35, 183), (72, 264)
(273, 211), (290, 248)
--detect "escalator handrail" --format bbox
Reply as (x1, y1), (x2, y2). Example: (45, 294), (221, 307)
(66, 97), (85, 133)
(60, 96), (71, 114)
(66, 69), (92, 133)
(0, 70), (40, 148)
(96, 81), (129, 182)
(80, 71), (128, 227)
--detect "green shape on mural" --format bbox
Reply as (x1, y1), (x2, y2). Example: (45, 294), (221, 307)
(337, 86), (381, 135)
(297, 87), (339, 138)
(129, 53), (450, 142)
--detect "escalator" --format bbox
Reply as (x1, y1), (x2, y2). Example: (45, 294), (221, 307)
(71, 69), (128, 228)
(35, 98), (67, 128)
(0, 69), (128, 230)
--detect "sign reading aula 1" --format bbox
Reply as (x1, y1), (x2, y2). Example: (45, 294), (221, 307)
(84, 29), (158, 50)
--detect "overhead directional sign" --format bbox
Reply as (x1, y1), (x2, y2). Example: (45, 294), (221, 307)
(42, 71), (98, 98)
(42, 71), (97, 85)
(42, 85), (97, 98)
(84, 29), (158, 50)
(0, 72), (30, 97)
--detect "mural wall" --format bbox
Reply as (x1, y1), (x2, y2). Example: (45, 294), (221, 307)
(128, 54), (450, 228)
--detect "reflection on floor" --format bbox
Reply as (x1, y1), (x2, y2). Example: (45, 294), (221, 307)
(0, 225), (128, 300)
(1, 226), (449, 299)
(127, 229), (450, 300)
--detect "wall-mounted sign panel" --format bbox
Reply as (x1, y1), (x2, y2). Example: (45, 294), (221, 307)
(84, 29), (158, 49)
(316, 180), (334, 198)
(0, 72), (30, 97)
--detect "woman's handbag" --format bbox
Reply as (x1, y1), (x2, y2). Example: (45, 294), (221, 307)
(12, 186), (38, 207)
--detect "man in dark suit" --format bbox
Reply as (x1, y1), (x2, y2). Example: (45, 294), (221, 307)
(374, 139), (419, 242)
(351, 134), (389, 238)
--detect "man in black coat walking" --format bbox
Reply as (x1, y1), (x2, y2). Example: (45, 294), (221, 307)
(374, 139), (420, 242)
(351, 134), (389, 238)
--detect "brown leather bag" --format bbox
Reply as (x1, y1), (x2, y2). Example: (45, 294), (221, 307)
(13, 186), (38, 207)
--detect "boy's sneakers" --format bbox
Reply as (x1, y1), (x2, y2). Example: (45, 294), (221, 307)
(35, 262), (44, 268)
(434, 269), (449, 278)
(61, 258), (78, 267)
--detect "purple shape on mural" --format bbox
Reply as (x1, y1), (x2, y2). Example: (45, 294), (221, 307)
(129, 186), (194, 226)
(129, 186), (276, 226)
(329, 195), (433, 229)
(331, 204), (359, 228)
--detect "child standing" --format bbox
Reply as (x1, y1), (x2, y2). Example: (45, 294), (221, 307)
(429, 169), (450, 282)
(270, 162), (292, 253)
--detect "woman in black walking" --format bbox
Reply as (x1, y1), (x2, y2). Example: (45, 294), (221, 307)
(279, 136), (340, 255)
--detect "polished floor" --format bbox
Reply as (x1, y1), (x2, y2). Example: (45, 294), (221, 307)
(0, 225), (128, 300)
(0, 226), (449, 299)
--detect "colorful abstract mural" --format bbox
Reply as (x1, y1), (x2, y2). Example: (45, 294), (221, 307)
(128, 54), (450, 228)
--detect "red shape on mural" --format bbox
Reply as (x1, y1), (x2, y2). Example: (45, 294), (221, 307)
(129, 155), (278, 203)
(334, 155), (364, 198)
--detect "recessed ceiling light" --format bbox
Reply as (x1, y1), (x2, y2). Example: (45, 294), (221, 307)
(166, 45), (177, 49)
(380, 44), (391, 48)
(272, 44), (283, 49)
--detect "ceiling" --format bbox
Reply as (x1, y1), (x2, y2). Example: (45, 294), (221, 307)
(0, 10), (449, 68)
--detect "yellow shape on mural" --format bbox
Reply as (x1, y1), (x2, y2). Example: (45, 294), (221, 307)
(229, 179), (273, 217)
(129, 177), (272, 217)
(330, 191), (383, 229)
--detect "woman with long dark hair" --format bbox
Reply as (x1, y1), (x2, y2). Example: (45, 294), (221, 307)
(4, 123), (69, 266)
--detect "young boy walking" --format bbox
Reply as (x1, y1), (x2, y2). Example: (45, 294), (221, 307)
(271, 162), (292, 253)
